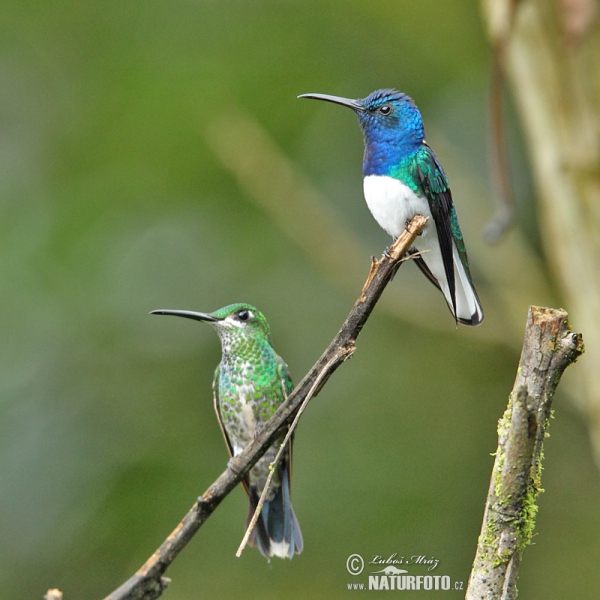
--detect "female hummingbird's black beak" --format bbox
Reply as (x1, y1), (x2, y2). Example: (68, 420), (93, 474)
(150, 309), (222, 322)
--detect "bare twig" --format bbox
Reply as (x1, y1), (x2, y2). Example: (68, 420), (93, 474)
(466, 306), (584, 600)
(482, 0), (521, 243)
(101, 215), (428, 600)
(483, 48), (515, 243)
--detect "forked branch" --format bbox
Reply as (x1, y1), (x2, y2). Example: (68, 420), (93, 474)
(100, 215), (428, 600)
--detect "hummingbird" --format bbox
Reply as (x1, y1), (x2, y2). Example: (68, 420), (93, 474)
(299, 89), (483, 326)
(151, 303), (303, 559)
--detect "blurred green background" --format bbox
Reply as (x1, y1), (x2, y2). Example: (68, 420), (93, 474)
(1, 1), (598, 598)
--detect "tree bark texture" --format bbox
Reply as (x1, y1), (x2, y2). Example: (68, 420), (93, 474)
(466, 306), (584, 599)
(481, 0), (600, 462)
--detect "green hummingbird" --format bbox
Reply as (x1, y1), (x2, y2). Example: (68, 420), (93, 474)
(151, 303), (303, 559)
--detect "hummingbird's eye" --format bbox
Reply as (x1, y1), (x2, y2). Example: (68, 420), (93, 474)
(379, 104), (392, 116)
(236, 309), (252, 321)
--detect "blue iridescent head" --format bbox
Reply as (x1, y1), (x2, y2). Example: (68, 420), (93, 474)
(299, 88), (424, 175)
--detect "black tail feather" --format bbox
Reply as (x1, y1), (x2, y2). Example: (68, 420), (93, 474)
(246, 459), (303, 559)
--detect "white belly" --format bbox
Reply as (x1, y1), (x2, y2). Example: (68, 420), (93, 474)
(363, 175), (442, 275)
(363, 175), (432, 238)
(363, 175), (483, 325)
(231, 390), (258, 456)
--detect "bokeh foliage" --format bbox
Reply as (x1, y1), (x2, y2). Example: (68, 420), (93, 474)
(0, 1), (598, 598)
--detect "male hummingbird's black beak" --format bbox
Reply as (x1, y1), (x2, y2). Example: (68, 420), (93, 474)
(150, 309), (222, 322)
(298, 93), (364, 112)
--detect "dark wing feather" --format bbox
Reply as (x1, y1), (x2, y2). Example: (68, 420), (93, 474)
(410, 251), (442, 292)
(415, 143), (457, 320)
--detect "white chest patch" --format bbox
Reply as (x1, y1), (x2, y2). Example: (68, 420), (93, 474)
(230, 385), (258, 456)
(363, 175), (433, 239)
(364, 175), (483, 325)
(240, 400), (256, 436)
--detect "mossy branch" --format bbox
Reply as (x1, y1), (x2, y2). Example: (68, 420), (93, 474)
(96, 215), (428, 600)
(466, 306), (584, 600)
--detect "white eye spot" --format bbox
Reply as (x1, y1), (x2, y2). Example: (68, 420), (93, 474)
(379, 104), (392, 115)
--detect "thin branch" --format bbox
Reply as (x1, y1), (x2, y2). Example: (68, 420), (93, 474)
(466, 306), (584, 600)
(483, 46), (516, 244)
(481, 0), (520, 244)
(102, 215), (428, 600)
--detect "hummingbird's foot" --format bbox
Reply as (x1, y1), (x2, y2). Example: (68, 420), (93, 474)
(253, 425), (263, 440)
(227, 457), (241, 474)
(383, 245), (393, 259)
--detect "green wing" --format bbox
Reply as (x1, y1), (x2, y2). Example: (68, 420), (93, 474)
(276, 356), (294, 402)
(275, 355), (295, 481)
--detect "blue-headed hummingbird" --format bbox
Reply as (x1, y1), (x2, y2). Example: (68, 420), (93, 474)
(299, 89), (483, 326)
